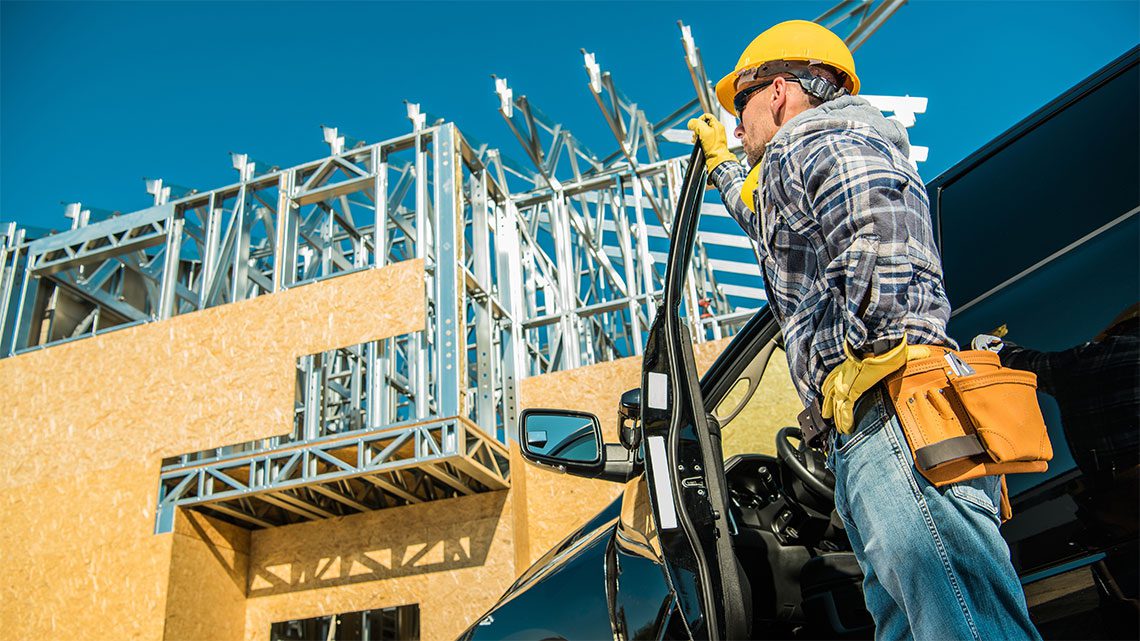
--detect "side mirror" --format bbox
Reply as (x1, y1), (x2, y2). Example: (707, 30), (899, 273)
(520, 409), (603, 474)
(519, 408), (636, 482)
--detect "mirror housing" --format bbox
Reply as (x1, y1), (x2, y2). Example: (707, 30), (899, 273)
(618, 387), (642, 452)
(519, 408), (636, 482)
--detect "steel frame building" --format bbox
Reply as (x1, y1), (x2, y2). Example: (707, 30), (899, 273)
(0, 5), (918, 533)
(0, 93), (746, 533)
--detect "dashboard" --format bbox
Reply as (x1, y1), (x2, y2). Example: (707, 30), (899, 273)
(725, 454), (841, 549)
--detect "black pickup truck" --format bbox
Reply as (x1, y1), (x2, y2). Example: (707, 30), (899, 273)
(460, 47), (1139, 640)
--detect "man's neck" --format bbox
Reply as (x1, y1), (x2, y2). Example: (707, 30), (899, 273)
(775, 101), (813, 129)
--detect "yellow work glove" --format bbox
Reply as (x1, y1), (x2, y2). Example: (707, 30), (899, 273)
(821, 338), (932, 434)
(686, 113), (736, 172)
(741, 164), (761, 213)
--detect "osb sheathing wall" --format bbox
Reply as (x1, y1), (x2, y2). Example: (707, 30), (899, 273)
(515, 338), (732, 567)
(0, 260), (425, 641)
(165, 510), (251, 640)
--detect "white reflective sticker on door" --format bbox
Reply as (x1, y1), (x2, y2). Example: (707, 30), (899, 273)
(647, 435), (678, 530)
(647, 372), (668, 409)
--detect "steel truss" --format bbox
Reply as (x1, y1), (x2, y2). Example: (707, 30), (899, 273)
(156, 418), (509, 531)
(0, 6), (916, 531)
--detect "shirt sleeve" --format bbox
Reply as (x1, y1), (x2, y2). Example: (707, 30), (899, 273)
(998, 343), (1059, 393)
(1000, 340), (1110, 396)
(708, 160), (759, 242)
(797, 130), (916, 350)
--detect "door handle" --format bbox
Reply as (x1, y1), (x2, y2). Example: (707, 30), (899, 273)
(681, 476), (706, 489)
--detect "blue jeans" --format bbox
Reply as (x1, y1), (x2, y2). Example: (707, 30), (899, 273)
(826, 386), (1042, 641)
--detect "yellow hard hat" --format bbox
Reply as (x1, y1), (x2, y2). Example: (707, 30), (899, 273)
(715, 20), (860, 114)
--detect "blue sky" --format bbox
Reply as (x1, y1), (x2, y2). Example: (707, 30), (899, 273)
(2, 1), (1137, 232)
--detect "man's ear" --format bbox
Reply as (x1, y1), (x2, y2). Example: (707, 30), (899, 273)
(769, 76), (788, 116)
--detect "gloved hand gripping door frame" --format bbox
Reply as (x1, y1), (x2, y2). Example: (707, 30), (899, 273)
(639, 145), (749, 640)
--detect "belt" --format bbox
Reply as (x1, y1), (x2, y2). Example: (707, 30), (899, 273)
(798, 382), (886, 450)
(863, 337), (900, 357)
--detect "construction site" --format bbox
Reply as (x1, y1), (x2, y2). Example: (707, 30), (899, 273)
(2, 2), (1137, 640)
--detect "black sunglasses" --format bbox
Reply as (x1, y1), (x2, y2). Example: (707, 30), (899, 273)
(732, 78), (777, 116)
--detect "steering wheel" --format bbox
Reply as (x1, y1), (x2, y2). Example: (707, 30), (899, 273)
(776, 426), (835, 500)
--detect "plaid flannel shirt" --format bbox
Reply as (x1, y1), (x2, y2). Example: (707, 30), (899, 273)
(710, 98), (955, 407)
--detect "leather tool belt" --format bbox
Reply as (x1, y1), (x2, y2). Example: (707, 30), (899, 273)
(884, 347), (1054, 521)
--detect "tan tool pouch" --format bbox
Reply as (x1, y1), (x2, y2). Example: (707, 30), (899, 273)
(884, 348), (1053, 521)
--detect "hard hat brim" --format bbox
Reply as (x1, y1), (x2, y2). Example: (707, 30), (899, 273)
(715, 70), (739, 114)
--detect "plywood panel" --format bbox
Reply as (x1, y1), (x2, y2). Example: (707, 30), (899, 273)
(163, 511), (250, 641)
(243, 491), (515, 641)
(506, 444), (532, 572)
(517, 339), (732, 566)
(0, 262), (426, 641)
(0, 538), (174, 640)
(0, 459), (163, 561)
(0, 460), (172, 640)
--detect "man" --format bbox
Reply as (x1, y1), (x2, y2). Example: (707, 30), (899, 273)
(688, 20), (1040, 640)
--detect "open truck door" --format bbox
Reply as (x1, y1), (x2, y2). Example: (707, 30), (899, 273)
(640, 146), (750, 640)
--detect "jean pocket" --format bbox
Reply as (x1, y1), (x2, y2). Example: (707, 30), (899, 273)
(833, 413), (886, 458)
(949, 476), (1001, 520)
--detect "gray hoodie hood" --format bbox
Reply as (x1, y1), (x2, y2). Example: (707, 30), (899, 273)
(768, 95), (911, 157)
